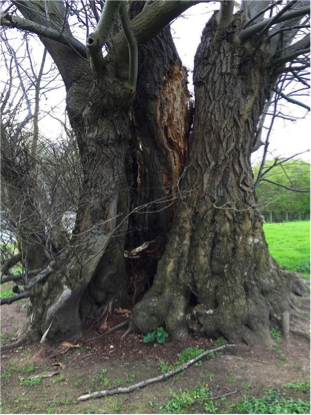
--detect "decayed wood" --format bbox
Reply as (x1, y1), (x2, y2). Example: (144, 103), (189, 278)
(77, 344), (235, 401)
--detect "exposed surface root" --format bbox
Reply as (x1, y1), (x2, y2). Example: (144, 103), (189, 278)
(287, 273), (310, 340)
(0, 338), (25, 352)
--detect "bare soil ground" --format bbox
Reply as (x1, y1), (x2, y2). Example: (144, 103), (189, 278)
(1, 296), (310, 414)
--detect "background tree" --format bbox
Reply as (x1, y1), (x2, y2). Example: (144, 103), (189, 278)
(254, 158), (310, 222)
(0, 0), (310, 346)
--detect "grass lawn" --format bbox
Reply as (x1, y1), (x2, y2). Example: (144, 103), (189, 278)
(264, 220), (310, 279)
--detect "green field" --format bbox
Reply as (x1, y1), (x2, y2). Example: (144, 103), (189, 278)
(264, 221), (310, 279)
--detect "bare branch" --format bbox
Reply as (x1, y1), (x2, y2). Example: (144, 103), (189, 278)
(1, 269), (41, 285)
(0, 289), (32, 305)
(272, 86), (310, 111)
(254, 1), (298, 43)
(261, 178), (310, 193)
(0, 13), (87, 58)
(242, 1), (282, 29)
(238, 5), (310, 42)
(267, 24), (309, 40)
(252, 96), (273, 153)
(25, 264), (54, 290)
(1, 253), (22, 276)
(273, 35), (310, 66)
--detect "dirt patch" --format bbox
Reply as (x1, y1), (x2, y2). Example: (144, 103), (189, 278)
(1, 301), (310, 414)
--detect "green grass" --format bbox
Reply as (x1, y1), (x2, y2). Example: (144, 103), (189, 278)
(264, 221), (310, 279)
(0, 288), (14, 299)
(229, 388), (310, 414)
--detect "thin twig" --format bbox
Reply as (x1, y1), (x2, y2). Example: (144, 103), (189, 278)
(86, 319), (129, 342)
(77, 344), (235, 402)
(211, 389), (238, 400)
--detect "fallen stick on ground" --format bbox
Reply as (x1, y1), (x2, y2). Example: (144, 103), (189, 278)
(86, 319), (129, 342)
(77, 344), (235, 402)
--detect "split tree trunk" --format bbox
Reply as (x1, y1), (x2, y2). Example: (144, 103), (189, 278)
(131, 13), (307, 345)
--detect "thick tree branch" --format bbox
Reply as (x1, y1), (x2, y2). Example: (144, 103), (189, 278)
(253, 0), (298, 43)
(261, 178), (310, 193)
(86, 0), (122, 75)
(217, 1), (234, 27)
(119, 2), (138, 93)
(25, 265), (54, 290)
(252, 97), (273, 153)
(273, 35), (310, 66)
(1, 269), (41, 285)
(272, 87), (310, 111)
(0, 290), (32, 305)
(0, 13), (87, 58)
(267, 24), (309, 40)
(1, 253), (22, 276)
(238, 5), (310, 42)
(242, 1), (282, 29)
(114, 0), (201, 55)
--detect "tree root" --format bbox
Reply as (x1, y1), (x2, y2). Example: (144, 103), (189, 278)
(287, 273), (310, 339)
(0, 338), (25, 352)
(86, 319), (129, 342)
(120, 327), (132, 340)
(77, 344), (235, 402)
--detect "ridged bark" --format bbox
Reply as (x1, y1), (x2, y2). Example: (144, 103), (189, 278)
(131, 13), (308, 345)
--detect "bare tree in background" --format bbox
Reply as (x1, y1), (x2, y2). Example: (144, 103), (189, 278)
(0, 0), (310, 346)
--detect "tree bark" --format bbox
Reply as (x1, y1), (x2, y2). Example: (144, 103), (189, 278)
(130, 13), (307, 345)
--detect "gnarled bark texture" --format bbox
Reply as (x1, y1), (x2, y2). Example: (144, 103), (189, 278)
(130, 13), (308, 345)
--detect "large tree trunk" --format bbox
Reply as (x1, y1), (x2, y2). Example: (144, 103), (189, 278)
(24, 61), (134, 340)
(130, 13), (307, 345)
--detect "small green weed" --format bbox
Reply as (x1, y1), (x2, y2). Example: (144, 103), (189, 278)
(160, 384), (215, 414)
(229, 388), (310, 414)
(64, 398), (73, 405)
(112, 405), (124, 412)
(90, 369), (111, 391)
(50, 373), (65, 384)
(270, 328), (281, 342)
(74, 379), (83, 387)
(293, 364), (302, 370)
(227, 376), (236, 383)
(159, 343), (224, 375)
(143, 327), (168, 344)
(178, 346), (204, 363)
(126, 373), (136, 385)
(283, 380), (310, 393)
(20, 377), (42, 386)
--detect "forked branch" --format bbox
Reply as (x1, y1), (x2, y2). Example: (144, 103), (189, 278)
(238, 5), (310, 42)
(86, 0), (122, 76)
(0, 13), (87, 58)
